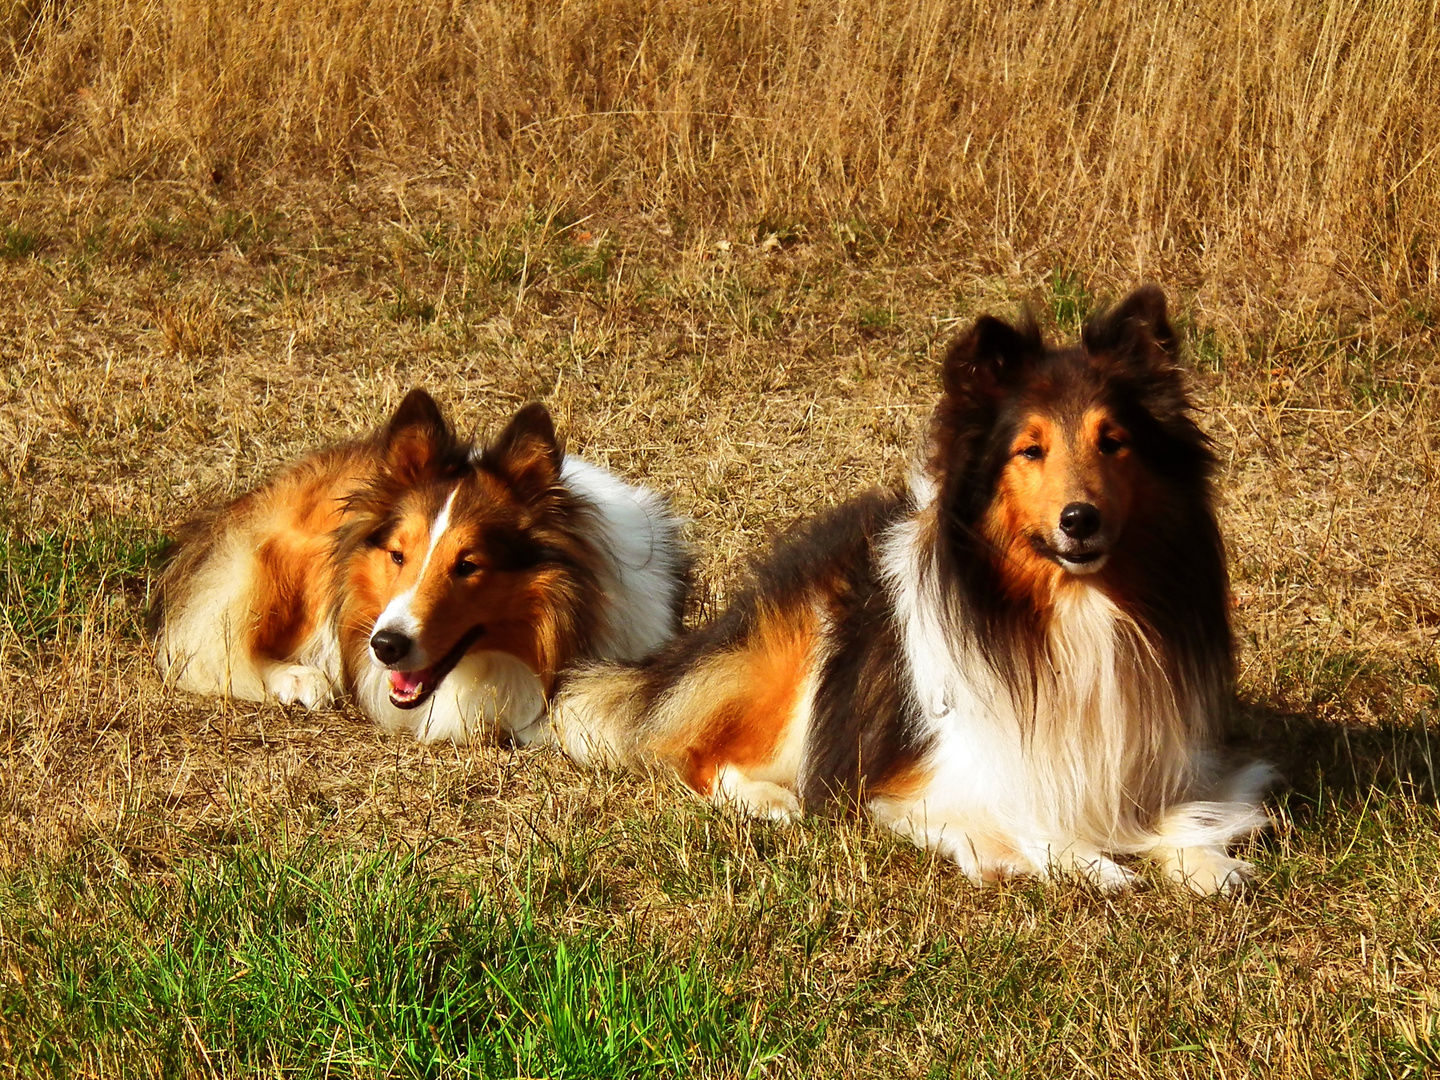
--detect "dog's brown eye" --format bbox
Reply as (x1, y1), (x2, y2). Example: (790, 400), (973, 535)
(1018, 445), (1044, 461)
(1098, 435), (1127, 455)
(454, 559), (479, 579)
(389, 550), (404, 566)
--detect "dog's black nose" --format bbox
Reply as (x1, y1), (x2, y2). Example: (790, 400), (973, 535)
(370, 630), (412, 665)
(1059, 502), (1102, 540)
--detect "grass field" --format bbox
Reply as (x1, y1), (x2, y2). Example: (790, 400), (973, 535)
(2, 1), (1440, 1075)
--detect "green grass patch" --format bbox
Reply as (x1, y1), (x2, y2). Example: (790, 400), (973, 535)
(855, 304), (896, 336)
(555, 235), (615, 287)
(1, 223), (41, 259)
(5, 784), (1440, 1077)
(0, 843), (789, 1077)
(0, 518), (166, 647)
(1047, 269), (1094, 330)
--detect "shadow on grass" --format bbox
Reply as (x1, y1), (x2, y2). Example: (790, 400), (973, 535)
(1234, 699), (1440, 805)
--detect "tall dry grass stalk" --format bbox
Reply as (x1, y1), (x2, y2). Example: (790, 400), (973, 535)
(4, 0), (1437, 308)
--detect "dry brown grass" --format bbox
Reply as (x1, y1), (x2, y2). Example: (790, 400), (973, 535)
(4, 209), (1436, 838)
(1, 1), (1439, 1074)
(5, 0), (1440, 312)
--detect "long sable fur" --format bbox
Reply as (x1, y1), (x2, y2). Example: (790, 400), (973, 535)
(554, 285), (1265, 892)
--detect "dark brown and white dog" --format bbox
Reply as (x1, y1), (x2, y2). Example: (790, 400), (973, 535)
(553, 287), (1269, 893)
(154, 390), (687, 744)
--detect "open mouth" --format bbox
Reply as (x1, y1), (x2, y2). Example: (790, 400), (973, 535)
(386, 624), (487, 710)
(1030, 536), (1108, 570)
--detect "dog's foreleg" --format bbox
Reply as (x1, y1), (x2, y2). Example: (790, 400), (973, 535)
(261, 663), (336, 709)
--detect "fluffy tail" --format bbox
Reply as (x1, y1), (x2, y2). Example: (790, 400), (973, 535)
(547, 662), (656, 768)
(1150, 759), (1277, 849)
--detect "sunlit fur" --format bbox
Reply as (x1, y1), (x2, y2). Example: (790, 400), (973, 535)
(554, 286), (1271, 894)
(153, 390), (687, 744)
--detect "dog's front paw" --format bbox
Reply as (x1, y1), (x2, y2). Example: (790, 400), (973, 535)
(1076, 854), (1140, 894)
(265, 665), (334, 709)
(713, 766), (801, 824)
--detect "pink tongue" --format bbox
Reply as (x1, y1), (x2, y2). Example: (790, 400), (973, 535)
(389, 669), (428, 695)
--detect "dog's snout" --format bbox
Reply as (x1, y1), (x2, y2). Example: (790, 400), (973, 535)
(1059, 502), (1101, 540)
(370, 629), (412, 666)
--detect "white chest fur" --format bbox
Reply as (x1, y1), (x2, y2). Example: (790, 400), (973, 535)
(880, 508), (1194, 856)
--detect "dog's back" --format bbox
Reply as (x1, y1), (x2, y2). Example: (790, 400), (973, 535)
(153, 443), (370, 706)
(554, 286), (1271, 894)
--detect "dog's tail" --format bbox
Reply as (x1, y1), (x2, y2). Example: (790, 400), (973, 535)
(550, 637), (758, 774)
(1148, 759), (1277, 849)
(548, 661), (658, 768)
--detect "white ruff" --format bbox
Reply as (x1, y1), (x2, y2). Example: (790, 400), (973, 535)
(558, 456), (687, 663)
(873, 475), (1264, 886)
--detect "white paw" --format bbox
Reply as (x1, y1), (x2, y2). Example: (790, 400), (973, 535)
(1189, 857), (1255, 897)
(713, 767), (801, 823)
(1161, 848), (1256, 896)
(265, 665), (333, 709)
(1075, 855), (1140, 894)
(1038, 849), (1138, 893)
(506, 714), (554, 747)
(747, 787), (802, 824)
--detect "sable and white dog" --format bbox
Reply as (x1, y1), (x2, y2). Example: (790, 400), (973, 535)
(154, 390), (687, 744)
(553, 287), (1270, 893)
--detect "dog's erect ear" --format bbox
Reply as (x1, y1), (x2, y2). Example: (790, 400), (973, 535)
(941, 314), (1040, 403)
(1082, 285), (1178, 367)
(928, 313), (1042, 484)
(1085, 286), (1204, 439)
(483, 402), (563, 502)
(387, 387), (447, 439)
(381, 388), (455, 481)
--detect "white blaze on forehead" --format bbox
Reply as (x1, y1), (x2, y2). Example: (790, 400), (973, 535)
(371, 486), (461, 647)
(417, 486), (459, 579)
